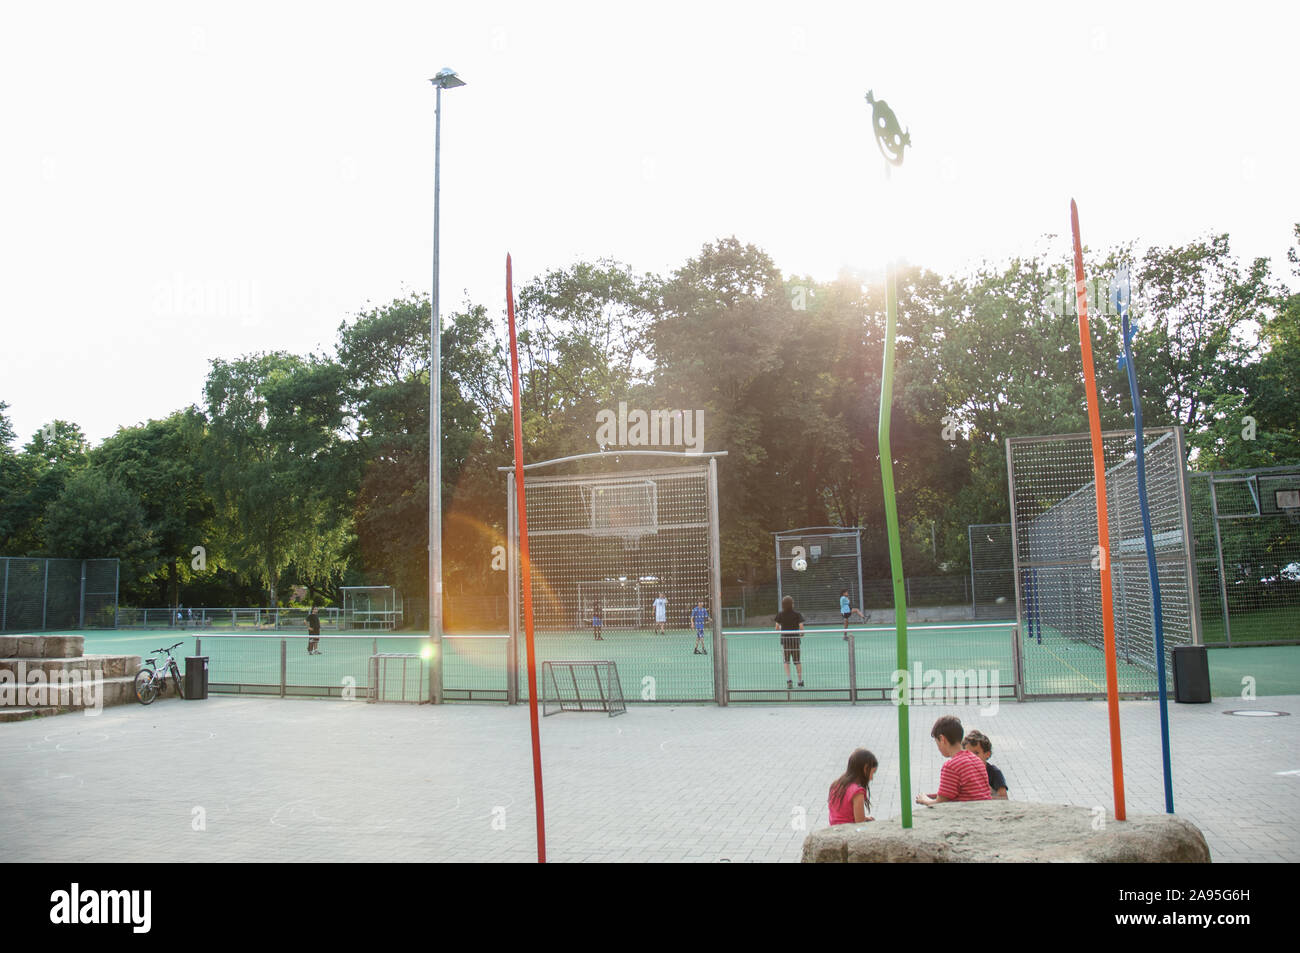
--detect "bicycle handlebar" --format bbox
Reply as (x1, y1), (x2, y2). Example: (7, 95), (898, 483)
(151, 642), (185, 653)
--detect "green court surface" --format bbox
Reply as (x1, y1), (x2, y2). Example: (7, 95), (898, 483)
(58, 622), (1300, 701)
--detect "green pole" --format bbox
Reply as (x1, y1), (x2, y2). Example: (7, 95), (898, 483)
(879, 261), (912, 828)
(866, 89), (912, 828)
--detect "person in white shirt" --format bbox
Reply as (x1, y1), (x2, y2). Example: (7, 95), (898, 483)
(653, 593), (668, 635)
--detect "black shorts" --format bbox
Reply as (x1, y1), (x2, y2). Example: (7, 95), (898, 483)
(781, 635), (801, 663)
(842, 612), (851, 621)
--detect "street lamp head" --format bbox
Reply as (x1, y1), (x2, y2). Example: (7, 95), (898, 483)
(430, 68), (466, 89)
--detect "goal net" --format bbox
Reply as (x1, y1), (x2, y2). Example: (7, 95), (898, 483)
(541, 660), (627, 716)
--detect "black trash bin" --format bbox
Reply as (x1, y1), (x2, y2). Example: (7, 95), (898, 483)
(1172, 645), (1211, 703)
(184, 657), (209, 700)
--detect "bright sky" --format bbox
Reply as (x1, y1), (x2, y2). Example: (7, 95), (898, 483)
(2, 1), (1296, 446)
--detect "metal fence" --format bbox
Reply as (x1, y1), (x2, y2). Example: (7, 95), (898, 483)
(1006, 428), (1200, 699)
(1189, 465), (1300, 645)
(0, 558), (119, 632)
(190, 632), (430, 699)
(118, 606), (346, 630)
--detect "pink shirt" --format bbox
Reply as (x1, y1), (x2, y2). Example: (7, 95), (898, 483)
(937, 750), (993, 801)
(828, 782), (866, 825)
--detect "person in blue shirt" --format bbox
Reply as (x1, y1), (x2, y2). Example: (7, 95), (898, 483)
(691, 600), (710, 655)
(840, 589), (864, 640)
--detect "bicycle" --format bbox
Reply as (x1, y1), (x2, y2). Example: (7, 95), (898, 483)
(134, 641), (186, 705)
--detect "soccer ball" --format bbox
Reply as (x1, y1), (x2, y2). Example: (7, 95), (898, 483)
(792, 557), (808, 572)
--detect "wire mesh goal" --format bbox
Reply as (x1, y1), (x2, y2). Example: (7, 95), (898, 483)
(505, 456), (723, 703)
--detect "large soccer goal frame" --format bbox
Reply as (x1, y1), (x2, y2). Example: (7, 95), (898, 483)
(504, 451), (726, 703)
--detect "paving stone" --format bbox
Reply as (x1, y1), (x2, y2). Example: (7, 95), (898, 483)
(0, 694), (1296, 862)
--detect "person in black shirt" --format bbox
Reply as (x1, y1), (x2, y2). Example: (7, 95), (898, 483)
(307, 606), (322, 655)
(774, 595), (806, 689)
(962, 729), (1008, 798)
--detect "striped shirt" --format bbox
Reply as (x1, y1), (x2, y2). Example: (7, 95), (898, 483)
(937, 750), (993, 801)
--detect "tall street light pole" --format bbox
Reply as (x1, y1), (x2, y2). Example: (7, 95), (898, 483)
(429, 67), (465, 704)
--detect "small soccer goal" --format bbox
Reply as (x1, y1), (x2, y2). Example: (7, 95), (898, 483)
(773, 527), (864, 624)
(541, 660), (627, 716)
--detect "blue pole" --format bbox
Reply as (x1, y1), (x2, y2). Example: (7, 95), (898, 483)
(1119, 301), (1175, 814)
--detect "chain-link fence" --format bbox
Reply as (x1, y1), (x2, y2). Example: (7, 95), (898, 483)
(0, 558), (119, 631)
(1190, 465), (1300, 645)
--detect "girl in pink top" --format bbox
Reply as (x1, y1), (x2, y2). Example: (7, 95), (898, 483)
(828, 748), (879, 825)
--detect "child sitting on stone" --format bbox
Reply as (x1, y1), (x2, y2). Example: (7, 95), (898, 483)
(915, 715), (992, 806)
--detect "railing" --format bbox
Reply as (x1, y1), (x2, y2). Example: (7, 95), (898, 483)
(192, 633), (428, 699)
(119, 607), (351, 630)
(721, 624), (1019, 704)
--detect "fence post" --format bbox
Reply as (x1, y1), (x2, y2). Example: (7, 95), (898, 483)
(719, 636), (729, 707)
(709, 457), (725, 706)
(280, 640), (287, 698)
(847, 634), (857, 705)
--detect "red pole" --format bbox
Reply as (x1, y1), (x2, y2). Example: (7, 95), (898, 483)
(506, 253), (547, 861)
(1070, 200), (1127, 822)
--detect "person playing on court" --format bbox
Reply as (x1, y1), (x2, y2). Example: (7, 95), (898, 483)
(915, 715), (992, 805)
(306, 606), (322, 655)
(592, 602), (604, 641)
(653, 592), (668, 635)
(691, 600), (709, 654)
(840, 588), (864, 640)
(827, 747), (878, 825)
(962, 729), (1008, 799)
(774, 595), (805, 689)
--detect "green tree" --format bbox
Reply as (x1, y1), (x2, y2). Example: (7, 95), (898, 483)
(0, 421), (91, 555)
(202, 353), (351, 607)
(93, 409), (215, 606)
(41, 470), (156, 585)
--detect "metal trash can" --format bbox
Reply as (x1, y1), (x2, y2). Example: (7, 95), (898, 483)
(1172, 645), (1211, 703)
(184, 657), (209, 700)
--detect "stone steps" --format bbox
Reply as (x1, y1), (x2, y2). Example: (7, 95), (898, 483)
(0, 635), (85, 658)
(0, 706), (60, 723)
(1, 635), (150, 717)
(0, 672), (143, 712)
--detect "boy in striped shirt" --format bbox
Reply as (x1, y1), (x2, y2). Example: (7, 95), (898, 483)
(915, 715), (992, 805)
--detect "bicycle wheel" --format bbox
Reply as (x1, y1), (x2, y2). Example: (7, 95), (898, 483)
(171, 663), (185, 699)
(134, 669), (158, 705)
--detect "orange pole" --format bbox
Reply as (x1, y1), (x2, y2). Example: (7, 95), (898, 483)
(506, 253), (547, 861)
(1070, 200), (1126, 821)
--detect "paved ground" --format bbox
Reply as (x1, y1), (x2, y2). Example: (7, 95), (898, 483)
(2, 694), (1296, 862)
